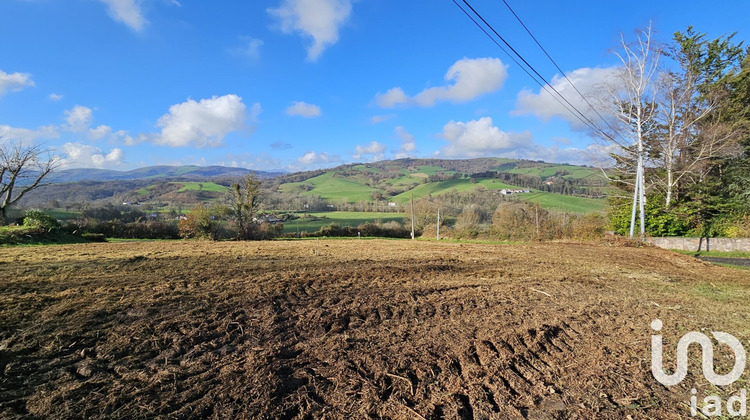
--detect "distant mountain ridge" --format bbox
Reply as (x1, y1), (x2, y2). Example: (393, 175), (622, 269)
(48, 165), (285, 183)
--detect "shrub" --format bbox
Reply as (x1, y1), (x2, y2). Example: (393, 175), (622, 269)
(608, 194), (691, 237)
(724, 214), (750, 238)
(492, 202), (549, 241)
(570, 213), (607, 240)
(178, 204), (218, 239)
(23, 209), (60, 230)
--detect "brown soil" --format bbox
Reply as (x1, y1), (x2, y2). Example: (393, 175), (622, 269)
(1, 239), (749, 419)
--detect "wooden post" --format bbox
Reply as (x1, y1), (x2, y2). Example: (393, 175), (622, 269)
(410, 195), (415, 240)
(436, 208), (440, 241)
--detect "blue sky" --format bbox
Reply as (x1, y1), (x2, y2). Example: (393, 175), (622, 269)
(1, 0), (748, 172)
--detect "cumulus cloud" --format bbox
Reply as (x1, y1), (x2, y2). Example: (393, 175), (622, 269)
(268, 0), (352, 61)
(376, 57), (508, 108)
(49, 93), (64, 101)
(62, 142), (124, 168)
(394, 126), (416, 159)
(353, 141), (386, 160)
(286, 101), (321, 118)
(0, 70), (34, 96)
(0, 124), (59, 144)
(64, 105), (94, 133)
(154, 94), (253, 148)
(97, 0), (147, 32)
(88, 125), (112, 140)
(435, 116), (609, 165)
(513, 66), (619, 129)
(297, 151), (335, 165)
(438, 117), (532, 158)
(375, 88), (409, 108)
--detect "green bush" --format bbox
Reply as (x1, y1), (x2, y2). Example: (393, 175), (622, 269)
(23, 209), (60, 230)
(608, 194), (691, 237)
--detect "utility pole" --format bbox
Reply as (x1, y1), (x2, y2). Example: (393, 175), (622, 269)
(436, 207), (440, 241)
(410, 195), (415, 240)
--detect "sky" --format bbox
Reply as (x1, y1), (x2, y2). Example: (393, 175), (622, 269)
(1, 0), (748, 172)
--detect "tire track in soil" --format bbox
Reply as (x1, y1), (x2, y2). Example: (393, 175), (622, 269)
(2, 240), (746, 418)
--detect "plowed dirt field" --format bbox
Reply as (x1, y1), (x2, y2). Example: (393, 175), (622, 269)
(1, 240), (749, 419)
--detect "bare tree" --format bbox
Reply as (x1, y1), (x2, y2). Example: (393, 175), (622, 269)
(0, 139), (59, 222)
(595, 24), (661, 239)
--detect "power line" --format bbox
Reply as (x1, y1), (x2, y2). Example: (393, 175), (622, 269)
(452, 0), (616, 143)
(498, 0), (627, 143)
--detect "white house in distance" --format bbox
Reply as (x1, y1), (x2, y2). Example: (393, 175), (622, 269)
(498, 188), (531, 195)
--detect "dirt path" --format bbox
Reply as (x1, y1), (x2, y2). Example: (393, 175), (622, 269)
(0, 240), (748, 419)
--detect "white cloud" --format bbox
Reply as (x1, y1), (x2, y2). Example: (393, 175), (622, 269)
(286, 101), (321, 118)
(65, 105), (94, 133)
(375, 88), (409, 108)
(370, 114), (395, 124)
(0, 124), (59, 144)
(234, 36), (264, 59)
(376, 57), (508, 108)
(513, 66), (619, 129)
(88, 125), (112, 140)
(438, 117), (532, 158)
(97, 0), (147, 32)
(435, 116), (609, 165)
(394, 126), (416, 159)
(49, 93), (63, 101)
(268, 0), (352, 61)
(353, 141), (386, 160)
(297, 151), (334, 165)
(154, 94), (252, 148)
(0, 70), (34, 96)
(62, 142), (124, 168)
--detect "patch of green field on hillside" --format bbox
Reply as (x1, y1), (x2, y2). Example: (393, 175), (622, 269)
(279, 172), (376, 202)
(412, 165), (456, 176)
(282, 211), (406, 233)
(176, 182), (228, 193)
(137, 185), (156, 196)
(391, 178), (518, 203)
(507, 165), (601, 180)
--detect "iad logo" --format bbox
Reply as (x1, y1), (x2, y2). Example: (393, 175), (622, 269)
(650, 319), (748, 417)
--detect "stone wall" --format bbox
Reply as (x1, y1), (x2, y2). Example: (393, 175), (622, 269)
(647, 237), (750, 252)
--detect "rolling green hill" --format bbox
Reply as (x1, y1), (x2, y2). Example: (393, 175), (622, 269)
(273, 158), (608, 214)
(20, 158), (610, 215)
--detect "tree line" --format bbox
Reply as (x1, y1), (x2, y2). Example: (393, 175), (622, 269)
(598, 25), (749, 238)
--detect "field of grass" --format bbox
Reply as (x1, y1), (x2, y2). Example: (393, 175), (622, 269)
(391, 178), (517, 203)
(136, 185), (155, 196)
(175, 182), (228, 193)
(279, 172), (376, 202)
(283, 211), (405, 233)
(46, 209), (81, 221)
(505, 164), (602, 180)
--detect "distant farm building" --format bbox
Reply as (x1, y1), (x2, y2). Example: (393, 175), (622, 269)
(499, 189), (531, 195)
